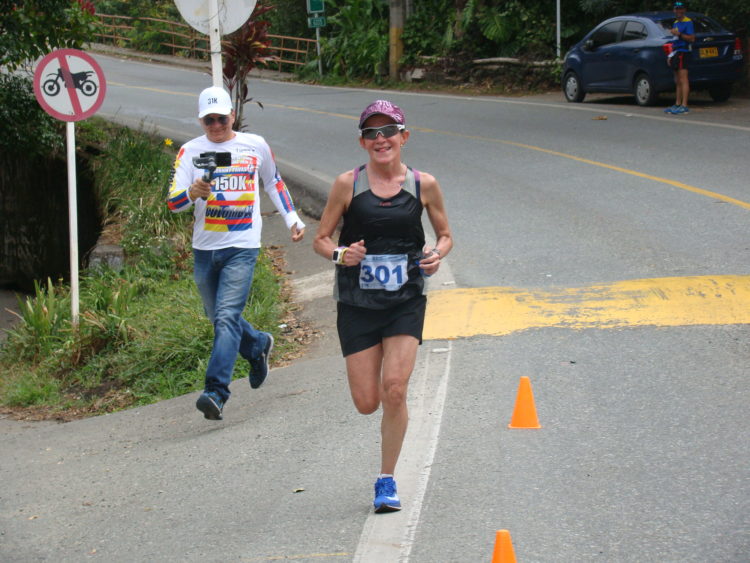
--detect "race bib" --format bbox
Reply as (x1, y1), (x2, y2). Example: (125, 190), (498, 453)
(359, 254), (408, 291)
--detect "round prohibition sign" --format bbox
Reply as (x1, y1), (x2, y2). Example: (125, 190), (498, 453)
(33, 49), (107, 122)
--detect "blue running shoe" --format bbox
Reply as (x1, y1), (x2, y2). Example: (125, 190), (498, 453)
(249, 332), (274, 389)
(673, 106), (689, 114)
(373, 477), (401, 513)
(664, 105), (679, 114)
(196, 391), (224, 420)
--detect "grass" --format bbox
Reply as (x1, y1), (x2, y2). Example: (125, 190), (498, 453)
(0, 120), (308, 421)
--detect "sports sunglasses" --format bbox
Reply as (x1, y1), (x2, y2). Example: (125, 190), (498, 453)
(359, 124), (405, 140)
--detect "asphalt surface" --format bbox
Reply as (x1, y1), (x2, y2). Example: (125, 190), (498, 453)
(2, 46), (749, 562)
(0, 46), (454, 563)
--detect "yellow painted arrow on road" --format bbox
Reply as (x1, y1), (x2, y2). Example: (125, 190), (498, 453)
(424, 275), (750, 340)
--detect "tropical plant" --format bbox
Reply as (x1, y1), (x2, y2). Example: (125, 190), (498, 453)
(400, 0), (453, 64)
(95, 0), (180, 19)
(267, 0), (315, 38)
(0, 0), (99, 71)
(6, 278), (70, 361)
(223, 1), (276, 129)
(0, 74), (63, 158)
(319, 0), (389, 79)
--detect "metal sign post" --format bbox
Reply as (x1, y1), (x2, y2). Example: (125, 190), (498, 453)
(33, 49), (107, 326)
(556, 0), (561, 60)
(209, 0), (222, 86)
(306, 0), (325, 76)
(66, 122), (80, 323)
(174, 0), (257, 87)
(316, 27), (323, 76)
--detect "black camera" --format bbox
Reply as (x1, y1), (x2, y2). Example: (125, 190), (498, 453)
(192, 152), (232, 200)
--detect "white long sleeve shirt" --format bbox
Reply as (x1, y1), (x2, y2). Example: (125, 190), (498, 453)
(167, 132), (304, 250)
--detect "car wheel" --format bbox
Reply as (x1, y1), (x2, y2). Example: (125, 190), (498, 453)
(708, 85), (731, 103)
(634, 73), (658, 106)
(563, 72), (586, 103)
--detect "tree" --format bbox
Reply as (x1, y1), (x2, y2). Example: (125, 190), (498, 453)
(0, 1), (98, 71)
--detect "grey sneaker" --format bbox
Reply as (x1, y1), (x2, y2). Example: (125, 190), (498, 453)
(196, 391), (224, 420)
(249, 333), (274, 389)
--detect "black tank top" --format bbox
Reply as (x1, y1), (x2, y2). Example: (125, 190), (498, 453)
(334, 164), (426, 309)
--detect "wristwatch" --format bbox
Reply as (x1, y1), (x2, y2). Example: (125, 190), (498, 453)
(332, 246), (348, 265)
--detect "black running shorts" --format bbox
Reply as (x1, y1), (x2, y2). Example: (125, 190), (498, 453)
(670, 51), (690, 71)
(336, 295), (427, 357)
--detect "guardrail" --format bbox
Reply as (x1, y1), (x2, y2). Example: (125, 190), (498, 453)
(94, 13), (316, 73)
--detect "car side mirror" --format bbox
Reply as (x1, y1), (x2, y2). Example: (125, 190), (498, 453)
(585, 39), (595, 51)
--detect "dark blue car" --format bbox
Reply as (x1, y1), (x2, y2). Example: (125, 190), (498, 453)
(562, 12), (745, 106)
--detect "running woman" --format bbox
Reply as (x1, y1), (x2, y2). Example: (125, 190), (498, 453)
(313, 100), (453, 513)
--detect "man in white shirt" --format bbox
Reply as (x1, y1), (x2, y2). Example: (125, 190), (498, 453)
(167, 86), (305, 420)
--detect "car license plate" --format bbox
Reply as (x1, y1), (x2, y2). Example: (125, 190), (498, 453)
(699, 47), (719, 58)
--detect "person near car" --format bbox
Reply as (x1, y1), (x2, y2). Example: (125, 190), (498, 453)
(312, 100), (453, 513)
(167, 86), (305, 421)
(665, 1), (695, 114)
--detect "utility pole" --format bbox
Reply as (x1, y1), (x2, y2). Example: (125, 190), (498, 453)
(389, 0), (404, 81)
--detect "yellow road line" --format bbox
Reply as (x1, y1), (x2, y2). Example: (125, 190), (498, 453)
(108, 81), (196, 97)
(501, 139), (750, 210)
(105, 84), (750, 210)
(411, 126), (750, 210)
(424, 275), (750, 340)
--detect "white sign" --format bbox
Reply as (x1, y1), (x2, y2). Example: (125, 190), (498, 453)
(32, 49), (107, 324)
(33, 49), (106, 122)
(175, 0), (257, 87)
(174, 0), (256, 35)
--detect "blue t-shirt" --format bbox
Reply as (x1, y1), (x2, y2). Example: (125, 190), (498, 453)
(672, 17), (694, 52)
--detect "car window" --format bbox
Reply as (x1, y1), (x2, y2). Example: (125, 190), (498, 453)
(623, 21), (647, 41)
(691, 16), (726, 33)
(590, 21), (623, 47)
(657, 15), (725, 34)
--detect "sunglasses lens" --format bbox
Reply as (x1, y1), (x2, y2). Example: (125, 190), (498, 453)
(204, 115), (228, 126)
(362, 125), (400, 140)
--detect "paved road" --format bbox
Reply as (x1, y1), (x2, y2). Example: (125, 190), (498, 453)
(1, 51), (748, 562)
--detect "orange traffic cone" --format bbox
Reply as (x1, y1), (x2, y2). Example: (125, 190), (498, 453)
(508, 376), (541, 429)
(491, 529), (517, 563)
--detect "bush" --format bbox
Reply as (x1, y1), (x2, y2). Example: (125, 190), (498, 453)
(319, 0), (389, 79)
(0, 75), (63, 157)
(0, 122), (297, 419)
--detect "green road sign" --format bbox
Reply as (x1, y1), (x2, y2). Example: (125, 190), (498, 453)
(307, 15), (326, 28)
(306, 0), (324, 13)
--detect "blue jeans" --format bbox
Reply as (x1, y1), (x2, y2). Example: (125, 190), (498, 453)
(193, 247), (266, 402)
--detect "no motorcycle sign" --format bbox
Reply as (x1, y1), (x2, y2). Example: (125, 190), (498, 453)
(32, 49), (108, 324)
(33, 48), (106, 122)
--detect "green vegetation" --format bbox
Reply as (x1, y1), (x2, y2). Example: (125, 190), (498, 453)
(317, 0), (389, 80)
(0, 74), (64, 158)
(0, 0), (98, 71)
(94, 0), (747, 89)
(0, 113), (300, 420)
(223, 1), (276, 130)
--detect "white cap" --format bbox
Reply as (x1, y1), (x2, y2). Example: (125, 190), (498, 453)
(198, 87), (233, 118)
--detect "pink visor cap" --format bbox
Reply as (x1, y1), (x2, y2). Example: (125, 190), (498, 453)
(358, 100), (405, 128)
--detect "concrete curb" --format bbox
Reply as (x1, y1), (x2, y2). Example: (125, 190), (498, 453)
(275, 157), (332, 220)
